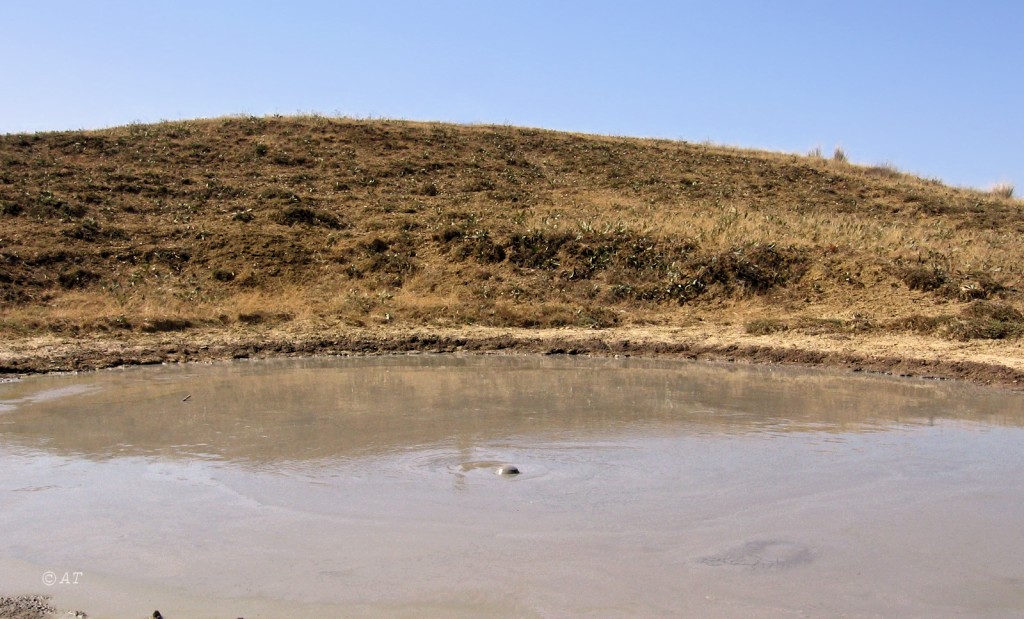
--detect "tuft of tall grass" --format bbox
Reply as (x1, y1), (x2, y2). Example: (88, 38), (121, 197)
(991, 183), (1014, 199)
(864, 162), (901, 179)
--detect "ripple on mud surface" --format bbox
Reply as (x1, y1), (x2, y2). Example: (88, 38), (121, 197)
(699, 539), (814, 570)
(393, 447), (554, 482)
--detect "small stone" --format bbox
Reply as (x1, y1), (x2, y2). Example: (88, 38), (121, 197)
(496, 465), (520, 476)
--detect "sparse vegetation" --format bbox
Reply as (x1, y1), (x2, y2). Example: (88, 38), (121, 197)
(888, 302), (1024, 341)
(272, 205), (343, 229)
(865, 162), (901, 179)
(745, 318), (789, 335)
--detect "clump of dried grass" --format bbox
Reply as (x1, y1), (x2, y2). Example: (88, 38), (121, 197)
(745, 318), (789, 335)
(990, 183), (1014, 199)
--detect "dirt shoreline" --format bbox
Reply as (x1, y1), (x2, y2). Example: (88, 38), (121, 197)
(2, 324), (1022, 389)
(0, 596), (56, 619)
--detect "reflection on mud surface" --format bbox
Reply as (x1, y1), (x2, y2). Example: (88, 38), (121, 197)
(0, 355), (1018, 463)
(2, 356), (1024, 618)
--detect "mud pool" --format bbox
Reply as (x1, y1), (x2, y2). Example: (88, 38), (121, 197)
(1, 356), (1023, 618)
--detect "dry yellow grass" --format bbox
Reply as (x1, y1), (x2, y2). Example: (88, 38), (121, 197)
(991, 182), (1015, 199)
(0, 115), (1021, 347)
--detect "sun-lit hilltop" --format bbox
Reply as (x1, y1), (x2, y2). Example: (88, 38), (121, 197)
(1, 116), (1022, 378)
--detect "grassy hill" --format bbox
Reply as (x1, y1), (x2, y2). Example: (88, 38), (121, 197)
(1, 116), (1022, 379)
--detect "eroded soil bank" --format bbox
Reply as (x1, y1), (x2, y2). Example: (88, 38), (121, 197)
(2, 324), (1023, 388)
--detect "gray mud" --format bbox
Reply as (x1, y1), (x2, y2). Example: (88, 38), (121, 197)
(2, 356), (1024, 618)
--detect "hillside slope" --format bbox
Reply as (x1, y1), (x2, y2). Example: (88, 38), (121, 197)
(1, 116), (1022, 380)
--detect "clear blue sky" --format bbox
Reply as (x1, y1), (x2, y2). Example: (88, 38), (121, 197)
(2, 1), (1021, 189)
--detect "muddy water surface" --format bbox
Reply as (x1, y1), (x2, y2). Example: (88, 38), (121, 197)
(2, 356), (1024, 618)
